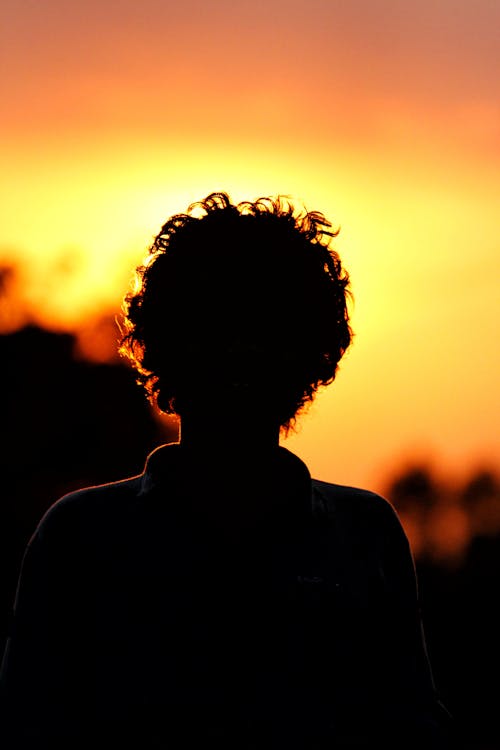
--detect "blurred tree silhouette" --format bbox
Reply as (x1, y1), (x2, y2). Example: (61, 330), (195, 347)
(387, 465), (500, 749)
(388, 467), (441, 560)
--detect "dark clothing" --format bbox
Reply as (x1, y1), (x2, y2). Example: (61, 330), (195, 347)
(0, 444), (451, 748)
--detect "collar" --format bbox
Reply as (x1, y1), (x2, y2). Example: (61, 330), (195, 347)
(138, 442), (314, 520)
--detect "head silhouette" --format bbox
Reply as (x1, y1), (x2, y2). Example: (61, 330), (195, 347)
(120, 192), (352, 433)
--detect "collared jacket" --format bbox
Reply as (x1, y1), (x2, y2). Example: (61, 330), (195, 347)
(0, 444), (452, 748)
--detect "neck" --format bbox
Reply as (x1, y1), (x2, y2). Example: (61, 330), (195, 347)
(179, 412), (280, 462)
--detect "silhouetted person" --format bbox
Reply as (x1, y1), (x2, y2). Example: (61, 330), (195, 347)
(0, 193), (452, 748)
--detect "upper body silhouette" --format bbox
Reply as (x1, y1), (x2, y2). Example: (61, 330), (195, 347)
(0, 193), (452, 748)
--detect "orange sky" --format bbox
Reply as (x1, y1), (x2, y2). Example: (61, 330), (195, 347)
(1, 0), (499, 492)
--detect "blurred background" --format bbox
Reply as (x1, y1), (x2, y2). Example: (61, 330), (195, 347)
(1, 1), (499, 747)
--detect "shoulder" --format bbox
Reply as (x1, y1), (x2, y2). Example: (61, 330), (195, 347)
(311, 477), (411, 560)
(30, 474), (144, 548)
(312, 478), (400, 527)
(311, 479), (417, 600)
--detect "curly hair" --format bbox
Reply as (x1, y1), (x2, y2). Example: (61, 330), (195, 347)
(119, 192), (352, 433)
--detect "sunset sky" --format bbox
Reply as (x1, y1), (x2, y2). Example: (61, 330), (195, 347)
(1, 0), (499, 492)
